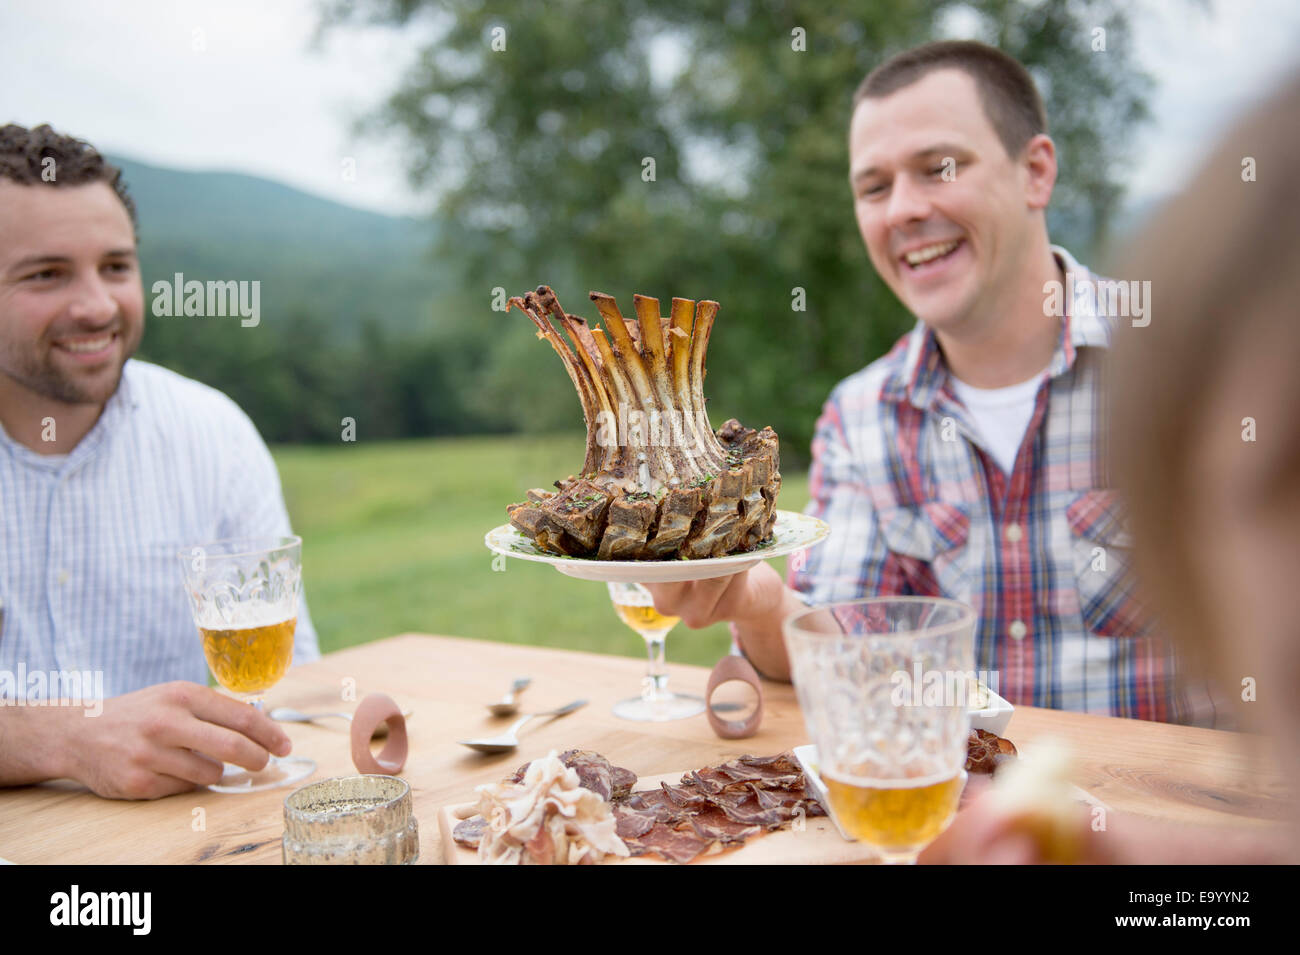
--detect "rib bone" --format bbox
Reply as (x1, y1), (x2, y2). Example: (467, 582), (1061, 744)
(506, 287), (781, 559)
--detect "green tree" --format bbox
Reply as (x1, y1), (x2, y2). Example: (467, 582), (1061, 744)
(321, 0), (1150, 464)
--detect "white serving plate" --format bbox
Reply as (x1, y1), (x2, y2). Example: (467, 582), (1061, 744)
(791, 744), (857, 841)
(484, 509), (830, 583)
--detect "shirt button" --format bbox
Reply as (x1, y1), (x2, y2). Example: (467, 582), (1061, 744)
(1005, 523), (1023, 542)
(1009, 620), (1028, 640)
(57, 569), (71, 585)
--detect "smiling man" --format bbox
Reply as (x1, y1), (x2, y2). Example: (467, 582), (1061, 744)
(647, 41), (1218, 726)
(0, 124), (320, 797)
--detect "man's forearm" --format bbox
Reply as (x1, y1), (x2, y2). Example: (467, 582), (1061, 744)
(731, 563), (808, 682)
(0, 704), (72, 786)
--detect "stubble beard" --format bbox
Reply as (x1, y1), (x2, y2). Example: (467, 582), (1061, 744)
(0, 325), (139, 407)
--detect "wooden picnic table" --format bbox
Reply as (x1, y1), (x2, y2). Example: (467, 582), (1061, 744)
(0, 633), (1289, 864)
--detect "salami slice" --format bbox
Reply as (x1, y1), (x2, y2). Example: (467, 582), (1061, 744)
(452, 814), (488, 849)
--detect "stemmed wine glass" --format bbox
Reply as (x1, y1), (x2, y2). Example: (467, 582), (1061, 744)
(178, 535), (316, 793)
(785, 597), (976, 863)
(606, 581), (705, 721)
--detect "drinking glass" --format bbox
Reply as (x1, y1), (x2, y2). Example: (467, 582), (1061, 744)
(283, 775), (419, 865)
(607, 581), (704, 721)
(178, 535), (316, 792)
(785, 597), (976, 863)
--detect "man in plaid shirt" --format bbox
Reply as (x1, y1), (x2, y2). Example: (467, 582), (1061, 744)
(648, 41), (1217, 726)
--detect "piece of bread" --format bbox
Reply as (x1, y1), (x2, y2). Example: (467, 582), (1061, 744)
(988, 739), (1084, 863)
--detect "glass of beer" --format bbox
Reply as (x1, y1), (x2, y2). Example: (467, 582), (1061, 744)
(178, 536), (316, 793)
(607, 581), (704, 721)
(785, 597), (976, 863)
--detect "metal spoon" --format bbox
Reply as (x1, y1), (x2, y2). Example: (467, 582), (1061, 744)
(458, 699), (587, 754)
(269, 706), (413, 738)
(487, 676), (532, 717)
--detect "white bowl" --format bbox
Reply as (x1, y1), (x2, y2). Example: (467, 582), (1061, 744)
(968, 684), (1015, 736)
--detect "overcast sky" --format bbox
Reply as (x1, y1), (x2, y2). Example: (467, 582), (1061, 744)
(2, 0), (1297, 218)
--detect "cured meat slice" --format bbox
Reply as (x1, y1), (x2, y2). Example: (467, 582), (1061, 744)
(749, 782), (791, 810)
(455, 750), (641, 852)
(965, 729), (1018, 775)
(510, 749), (637, 802)
(659, 781), (711, 812)
(612, 806), (659, 840)
(736, 753), (804, 773)
(711, 790), (795, 829)
(452, 814), (488, 850)
(610, 765), (638, 799)
(786, 784), (827, 815)
(623, 826), (715, 864)
(681, 753), (804, 794)
(687, 806), (762, 845)
(619, 788), (682, 823)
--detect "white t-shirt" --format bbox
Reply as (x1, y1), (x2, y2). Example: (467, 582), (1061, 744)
(948, 371), (1047, 475)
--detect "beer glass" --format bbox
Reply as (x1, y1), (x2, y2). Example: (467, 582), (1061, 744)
(179, 536), (316, 793)
(785, 597), (976, 863)
(607, 582), (704, 721)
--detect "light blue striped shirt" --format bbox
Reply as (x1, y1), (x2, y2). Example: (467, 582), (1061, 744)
(0, 359), (321, 698)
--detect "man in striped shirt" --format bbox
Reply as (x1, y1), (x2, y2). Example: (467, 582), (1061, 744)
(647, 42), (1215, 726)
(0, 124), (321, 797)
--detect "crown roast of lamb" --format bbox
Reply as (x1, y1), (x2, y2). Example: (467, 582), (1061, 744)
(505, 286), (781, 560)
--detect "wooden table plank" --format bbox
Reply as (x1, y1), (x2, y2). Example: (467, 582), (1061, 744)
(0, 633), (1289, 864)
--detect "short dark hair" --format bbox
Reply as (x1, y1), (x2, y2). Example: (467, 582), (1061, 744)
(0, 123), (137, 229)
(853, 41), (1048, 159)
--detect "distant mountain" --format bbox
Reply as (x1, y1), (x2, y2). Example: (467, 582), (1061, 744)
(109, 155), (447, 338)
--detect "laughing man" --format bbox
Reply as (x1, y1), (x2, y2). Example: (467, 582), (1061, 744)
(647, 41), (1217, 726)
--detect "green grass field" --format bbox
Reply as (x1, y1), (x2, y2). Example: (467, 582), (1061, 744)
(272, 435), (809, 668)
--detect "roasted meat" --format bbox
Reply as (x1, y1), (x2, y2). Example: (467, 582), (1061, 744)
(505, 286), (781, 559)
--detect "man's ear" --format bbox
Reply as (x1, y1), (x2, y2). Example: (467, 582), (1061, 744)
(1021, 133), (1057, 211)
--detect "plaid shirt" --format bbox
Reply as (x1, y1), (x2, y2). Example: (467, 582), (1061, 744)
(789, 247), (1218, 726)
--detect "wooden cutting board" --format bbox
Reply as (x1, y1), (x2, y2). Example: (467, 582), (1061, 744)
(438, 771), (883, 865)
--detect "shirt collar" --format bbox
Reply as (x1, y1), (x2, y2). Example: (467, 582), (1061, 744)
(885, 245), (1115, 410)
(0, 359), (139, 471)
(114, 359), (141, 411)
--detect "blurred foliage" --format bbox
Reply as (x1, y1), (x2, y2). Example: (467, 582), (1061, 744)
(316, 0), (1151, 464)
(139, 307), (504, 443)
(124, 155), (505, 442)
